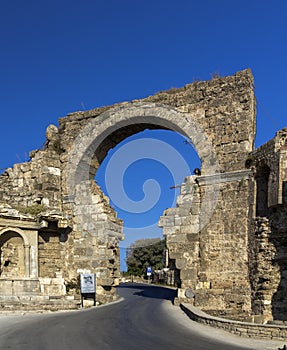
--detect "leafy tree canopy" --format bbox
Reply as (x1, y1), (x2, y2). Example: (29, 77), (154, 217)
(126, 238), (166, 276)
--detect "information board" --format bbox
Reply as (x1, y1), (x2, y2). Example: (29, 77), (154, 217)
(80, 273), (95, 294)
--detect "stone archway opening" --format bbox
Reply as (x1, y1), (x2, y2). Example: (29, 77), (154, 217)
(94, 128), (201, 274)
(64, 103), (221, 303)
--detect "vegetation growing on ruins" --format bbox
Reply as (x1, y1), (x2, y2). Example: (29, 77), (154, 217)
(15, 204), (45, 216)
(65, 275), (81, 294)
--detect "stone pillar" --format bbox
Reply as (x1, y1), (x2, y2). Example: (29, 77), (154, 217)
(24, 229), (39, 278)
(30, 245), (38, 277)
(24, 245), (30, 277)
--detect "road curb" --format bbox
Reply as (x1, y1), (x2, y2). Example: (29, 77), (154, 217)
(180, 303), (287, 341)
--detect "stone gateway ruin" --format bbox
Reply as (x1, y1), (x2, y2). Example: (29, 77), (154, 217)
(0, 69), (286, 323)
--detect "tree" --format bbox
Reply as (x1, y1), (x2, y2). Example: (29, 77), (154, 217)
(126, 238), (166, 276)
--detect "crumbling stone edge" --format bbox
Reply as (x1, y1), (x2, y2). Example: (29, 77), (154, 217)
(180, 303), (287, 341)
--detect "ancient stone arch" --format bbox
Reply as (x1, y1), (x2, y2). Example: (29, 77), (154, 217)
(0, 69), (286, 322)
(65, 103), (219, 180)
(0, 227), (29, 246)
(0, 227), (36, 278)
(0, 229), (25, 277)
(50, 69), (256, 309)
(64, 103), (221, 241)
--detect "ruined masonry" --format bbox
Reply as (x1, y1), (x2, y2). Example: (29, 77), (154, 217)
(0, 69), (286, 323)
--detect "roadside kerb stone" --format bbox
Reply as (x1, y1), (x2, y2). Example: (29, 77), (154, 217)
(181, 303), (287, 341)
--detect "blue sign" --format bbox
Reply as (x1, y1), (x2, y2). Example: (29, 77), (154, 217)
(146, 266), (152, 276)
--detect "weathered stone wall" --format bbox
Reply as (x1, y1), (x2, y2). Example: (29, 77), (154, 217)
(247, 129), (287, 322)
(0, 145), (62, 210)
(160, 169), (253, 320)
(38, 232), (64, 278)
(249, 217), (280, 322)
(165, 127), (287, 323)
(0, 125), (123, 303)
(195, 172), (252, 319)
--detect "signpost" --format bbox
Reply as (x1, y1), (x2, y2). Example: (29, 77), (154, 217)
(80, 273), (96, 307)
(146, 266), (152, 276)
(146, 266), (152, 284)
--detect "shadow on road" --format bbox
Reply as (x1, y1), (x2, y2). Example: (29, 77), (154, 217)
(117, 283), (177, 302)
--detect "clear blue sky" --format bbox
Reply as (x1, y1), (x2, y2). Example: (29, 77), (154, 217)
(1, 1), (287, 269)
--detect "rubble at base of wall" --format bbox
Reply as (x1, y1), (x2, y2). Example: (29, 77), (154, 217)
(180, 303), (287, 341)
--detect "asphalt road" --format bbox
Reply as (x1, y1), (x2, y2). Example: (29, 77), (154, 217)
(0, 283), (284, 350)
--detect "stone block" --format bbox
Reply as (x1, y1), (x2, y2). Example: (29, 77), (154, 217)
(176, 258), (187, 269)
(186, 233), (199, 242)
(169, 233), (187, 244)
(181, 268), (197, 281)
